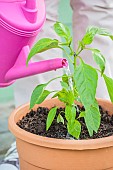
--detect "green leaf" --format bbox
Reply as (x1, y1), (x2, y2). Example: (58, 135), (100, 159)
(65, 105), (76, 123)
(103, 74), (113, 103)
(53, 89), (74, 105)
(110, 35), (113, 40)
(93, 99), (99, 111)
(62, 74), (69, 84)
(77, 40), (85, 52)
(60, 81), (69, 90)
(97, 28), (113, 40)
(62, 74), (74, 91)
(92, 50), (105, 75)
(78, 111), (85, 119)
(82, 33), (94, 45)
(54, 22), (70, 40)
(27, 38), (59, 64)
(82, 27), (113, 42)
(87, 48), (100, 53)
(82, 26), (99, 45)
(67, 91), (75, 105)
(65, 105), (72, 123)
(57, 114), (64, 124)
(46, 107), (57, 130)
(67, 120), (81, 139)
(36, 90), (51, 104)
(84, 106), (101, 136)
(52, 89), (68, 102)
(81, 26), (113, 45)
(30, 83), (48, 109)
(74, 86), (78, 99)
(74, 61), (98, 108)
(87, 27), (113, 40)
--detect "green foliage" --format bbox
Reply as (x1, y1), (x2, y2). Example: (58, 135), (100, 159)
(53, 89), (75, 105)
(84, 106), (100, 136)
(36, 90), (51, 104)
(77, 111), (85, 119)
(60, 81), (69, 90)
(67, 120), (81, 139)
(74, 61), (98, 108)
(30, 83), (48, 109)
(46, 107), (57, 130)
(62, 74), (69, 84)
(65, 105), (81, 139)
(82, 26), (99, 45)
(57, 114), (64, 124)
(81, 26), (113, 46)
(92, 49), (105, 75)
(65, 105), (76, 123)
(28, 21), (113, 139)
(103, 74), (113, 102)
(26, 38), (60, 64)
(96, 27), (113, 40)
(54, 22), (71, 41)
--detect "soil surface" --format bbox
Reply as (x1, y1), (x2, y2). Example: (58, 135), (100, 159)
(17, 105), (113, 140)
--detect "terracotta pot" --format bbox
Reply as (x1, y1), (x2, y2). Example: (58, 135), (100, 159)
(8, 98), (113, 170)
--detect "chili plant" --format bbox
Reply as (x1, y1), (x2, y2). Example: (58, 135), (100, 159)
(27, 22), (113, 139)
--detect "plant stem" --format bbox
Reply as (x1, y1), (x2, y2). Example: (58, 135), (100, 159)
(73, 47), (84, 69)
(47, 76), (62, 85)
(74, 53), (77, 68)
(69, 45), (74, 56)
(63, 49), (73, 64)
(47, 75), (72, 85)
(76, 48), (83, 56)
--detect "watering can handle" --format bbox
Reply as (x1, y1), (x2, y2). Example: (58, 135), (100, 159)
(22, 0), (37, 23)
(25, 0), (37, 9)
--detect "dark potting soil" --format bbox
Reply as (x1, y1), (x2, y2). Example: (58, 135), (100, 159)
(17, 105), (113, 140)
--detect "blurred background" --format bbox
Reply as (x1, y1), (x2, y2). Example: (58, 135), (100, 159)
(0, 0), (72, 160)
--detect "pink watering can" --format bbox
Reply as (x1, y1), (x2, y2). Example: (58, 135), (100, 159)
(0, 0), (68, 88)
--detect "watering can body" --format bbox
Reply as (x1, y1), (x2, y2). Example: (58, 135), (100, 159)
(0, 0), (68, 87)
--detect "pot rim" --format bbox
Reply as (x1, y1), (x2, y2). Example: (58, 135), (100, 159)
(8, 98), (113, 150)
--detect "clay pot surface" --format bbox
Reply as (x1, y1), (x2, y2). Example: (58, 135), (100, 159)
(9, 98), (113, 170)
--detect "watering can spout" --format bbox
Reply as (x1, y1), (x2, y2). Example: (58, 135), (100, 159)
(5, 46), (68, 83)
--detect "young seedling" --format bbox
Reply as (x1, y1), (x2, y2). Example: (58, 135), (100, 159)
(27, 22), (113, 139)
